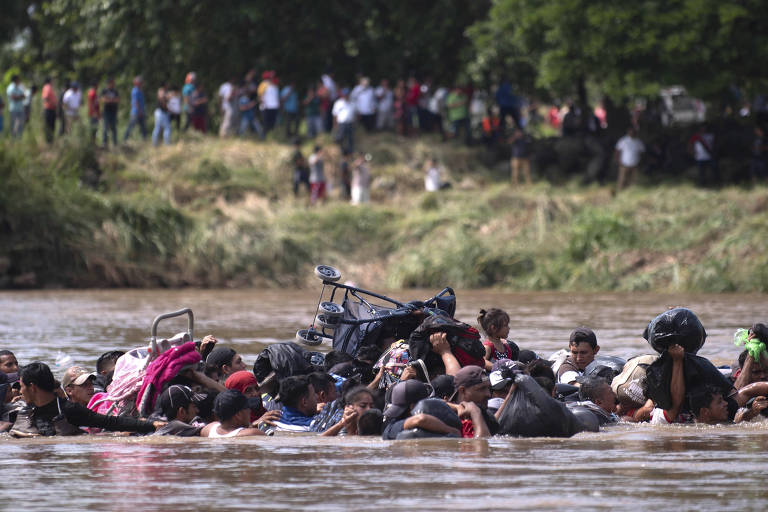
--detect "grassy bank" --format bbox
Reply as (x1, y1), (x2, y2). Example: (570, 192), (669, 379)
(2, 132), (768, 292)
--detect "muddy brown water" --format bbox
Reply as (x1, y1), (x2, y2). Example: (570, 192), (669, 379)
(2, 289), (768, 511)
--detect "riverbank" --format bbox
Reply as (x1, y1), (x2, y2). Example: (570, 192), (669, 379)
(2, 133), (767, 292)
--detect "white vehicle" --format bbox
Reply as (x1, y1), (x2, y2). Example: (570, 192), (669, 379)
(660, 86), (706, 126)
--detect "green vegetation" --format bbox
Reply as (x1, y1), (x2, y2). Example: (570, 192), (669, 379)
(2, 133), (768, 292)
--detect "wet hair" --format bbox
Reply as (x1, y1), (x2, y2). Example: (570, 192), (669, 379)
(357, 408), (383, 436)
(688, 385), (722, 416)
(324, 350), (354, 372)
(355, 346), (382, 365)
(525, 359), (556, 382)
(195, 391), (218, 423)
(96, 350), (125, 374)
(279, 375), (311, 409)
(20, 362), (56, 392)
(477, 308), (510, 336)
(344, 385), (374, 406)
(0, 350), (14, 359)
(578, 376), (610, 402)
(534, 376), (555, 396)
(308, 372), (335, 396)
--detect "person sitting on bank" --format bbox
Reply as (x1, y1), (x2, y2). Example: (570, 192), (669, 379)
(201, 389), (266, 438)
(11, 362), (161, 437)
(557, 328), (600, 385)
(153, 384), (206, 436)
(61, 366), (96, 406)
(272, 375), (318, 432)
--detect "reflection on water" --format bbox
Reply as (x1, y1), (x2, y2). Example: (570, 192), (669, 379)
(2, 289), (768, 510)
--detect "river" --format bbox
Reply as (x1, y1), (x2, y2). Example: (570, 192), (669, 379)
(2, 289), (767, 511)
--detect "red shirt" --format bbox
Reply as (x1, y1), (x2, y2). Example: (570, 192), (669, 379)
(42, 83), (57, 110)
(88, 88), (100, 118)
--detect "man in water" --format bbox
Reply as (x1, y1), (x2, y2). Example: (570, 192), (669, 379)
(201, 389), (266, 437)
(557, 328), (600, 385)
(452, 365), (498, 438)
(153, 384), (205, 436)
(272, 375), (318, 432)
(204, 346), (247, 383)
(61, 366), (96, 406)
(0, 350), (19, 375)
(11, 362), (160, 437)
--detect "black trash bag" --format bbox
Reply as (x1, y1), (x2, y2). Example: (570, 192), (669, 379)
(643, 308), (707, 354)
(408, 311), (485, 365)
(252, 342), (313, 382)
(569, 406), (600, 432)
(645, 352), (734, 411)
(497, 374), (583, 437)
(395, 398), (462, 440)
(584, 356), (626, 381)
(554, 383), (580, 402)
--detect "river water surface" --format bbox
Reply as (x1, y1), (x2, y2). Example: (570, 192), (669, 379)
(1, 289), (767, 511)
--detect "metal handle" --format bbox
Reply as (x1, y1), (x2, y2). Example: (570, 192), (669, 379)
(151, 308), (194, 343)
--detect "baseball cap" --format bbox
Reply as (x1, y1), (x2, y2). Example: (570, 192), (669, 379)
(489, 370), (514, 390)
(213, 389), (249, 421)
(383, 380), (429, 420)
(453, 365), (489, 390)
(61, 366), (96, 388)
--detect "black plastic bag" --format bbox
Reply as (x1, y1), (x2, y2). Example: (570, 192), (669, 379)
(643, 308), (707, 354)
(252, 342), (313, 382)
(497, 374), (583, 437)
(395, 398), (461, 439)
(645, 352), (734, 411)
(584, 356), (626, 381)
(408, 311), (485, 363)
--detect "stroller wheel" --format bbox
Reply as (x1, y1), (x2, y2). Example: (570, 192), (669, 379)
(319, 301), (344, 318)
(314, 265), (341, 282)
(297, 328), (323, 346)
(315, 314), (341, 330)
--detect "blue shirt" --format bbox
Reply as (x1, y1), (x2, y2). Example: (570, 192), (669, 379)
(281, 86), (299, 113)
(273, 406), (315, 432)
(495, 82), (516, 109)
(130, 86), (145, 116)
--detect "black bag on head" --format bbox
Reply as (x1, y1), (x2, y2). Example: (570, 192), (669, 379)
(395, 398), (462, 439)
(643, 308), (706, 354)
(408, 311), (485, 362)
(497, 374), (583, 438)
(252, 342), (313, 382)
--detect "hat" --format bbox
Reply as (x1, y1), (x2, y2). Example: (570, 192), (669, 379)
(453, 365), (489, 390)
(383, 380), (429, 420)
(430, 375), (455, 398)
(489, 370), (513, 390)
(570, 327), (597, 346)
(225, 371), (259, 394)
(213, 389), (249, 421)
(61, 366), (95, 388)
(157, 384), (205, 415)
(491, 359), (520, 374)
(517, 350), (540, 364)
(206, 346), (236, 370)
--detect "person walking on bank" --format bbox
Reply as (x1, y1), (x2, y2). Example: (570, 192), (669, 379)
(614, 126), (645, 192)
(100, 78), (119, 148)
(124, 76), (147, 142)
(41, 77), (58, 144)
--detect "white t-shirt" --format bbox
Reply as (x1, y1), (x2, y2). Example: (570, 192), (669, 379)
(425, 166), (442, 192)
(615, 135), (645, 167)
(167, 95), (181, 114)
(355, 87), (376, 115)
(649, 408), (672, 425)
(261, 83), (280, 109)
(375, 87), (393, 112)
(332, 98), (356, 124)
(218, 82), (233, 112)
(693, 134), (714, 161)
(62, 89), (82, 116)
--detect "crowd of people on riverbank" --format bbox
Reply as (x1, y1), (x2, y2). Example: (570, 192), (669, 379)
(3, 68), (768, 190)
(2, 303), (767, 440)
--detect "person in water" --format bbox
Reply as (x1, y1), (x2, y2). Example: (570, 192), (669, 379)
(478, 308), (520, 371)
(204, 346), (247, 383)
(322, 386), (376, 436)
(272, 375), (318, 432)
(61, 366), (96, 406)
(153, 384), (206, 436)
(11, 362), (161, 437)
(382, 379), (458, 440)
(0, 350), (19, 375)
(451, 365), (498, 438)
(557, 328), (600, 385)
(201, 389), (266, 437)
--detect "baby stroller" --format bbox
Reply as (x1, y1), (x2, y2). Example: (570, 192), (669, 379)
(88, 308), (195, 417)
(296, 265), (457, 357)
